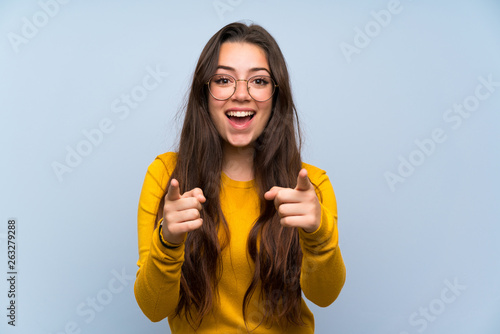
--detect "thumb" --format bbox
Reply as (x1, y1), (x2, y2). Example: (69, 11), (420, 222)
(295, 169), (312, 191)
(191, 188), (206, 203)
(166, 178), (181, 201)
(183, 187), (206, 203)
(264, 186), (284, 201)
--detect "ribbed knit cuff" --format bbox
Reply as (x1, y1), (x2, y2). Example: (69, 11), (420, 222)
(158, 224), (183, 249)
(298, 204), (337, 250)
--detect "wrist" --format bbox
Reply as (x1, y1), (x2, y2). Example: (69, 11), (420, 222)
(158, 224), (183, 248)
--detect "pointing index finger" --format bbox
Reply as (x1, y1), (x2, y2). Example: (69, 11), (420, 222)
(295, 169), (312, 191)
(166, 178), (181, 201)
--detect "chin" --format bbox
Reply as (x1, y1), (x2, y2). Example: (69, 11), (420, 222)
(228, 141), (252, 149)
(226, 137), (254, 149)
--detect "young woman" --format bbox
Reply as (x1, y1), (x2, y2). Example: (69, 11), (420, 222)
(134, 22), (346, 333)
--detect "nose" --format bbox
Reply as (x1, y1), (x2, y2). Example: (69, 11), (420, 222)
(232, 79), (251, 101)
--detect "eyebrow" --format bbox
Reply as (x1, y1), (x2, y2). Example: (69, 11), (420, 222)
(216, 65), (271, 75)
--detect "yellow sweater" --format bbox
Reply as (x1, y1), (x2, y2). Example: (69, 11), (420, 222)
(134, 152), (346, 333)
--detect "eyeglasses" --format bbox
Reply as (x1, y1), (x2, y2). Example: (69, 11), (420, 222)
(206, 74), (278, 102)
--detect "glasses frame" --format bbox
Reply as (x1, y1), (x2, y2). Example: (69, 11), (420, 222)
(206, 73), (278, 102)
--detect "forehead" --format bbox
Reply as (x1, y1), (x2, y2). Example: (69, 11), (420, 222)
(217, 42), (269, 72)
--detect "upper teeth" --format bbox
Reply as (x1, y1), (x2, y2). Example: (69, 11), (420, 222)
(226, 111), (255, 117)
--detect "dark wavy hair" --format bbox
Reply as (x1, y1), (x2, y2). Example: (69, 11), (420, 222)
(155, 22), (304, 330)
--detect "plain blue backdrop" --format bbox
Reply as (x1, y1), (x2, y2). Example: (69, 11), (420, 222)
(1, 0), (499, 333)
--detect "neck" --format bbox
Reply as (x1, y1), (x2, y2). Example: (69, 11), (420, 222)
(222, 143), (255, 181)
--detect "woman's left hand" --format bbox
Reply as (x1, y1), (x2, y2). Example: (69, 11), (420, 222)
(264, 169), (321, 233)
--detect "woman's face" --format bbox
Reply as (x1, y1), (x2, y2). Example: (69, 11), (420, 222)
(208, 42), (273, 150)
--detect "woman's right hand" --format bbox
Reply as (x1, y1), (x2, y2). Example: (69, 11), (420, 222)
(161, 178), (206, 245)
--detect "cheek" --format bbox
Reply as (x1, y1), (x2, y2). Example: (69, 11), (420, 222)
(259, 102), (273, 123)
(208, 99), (225, 119)
(208, 100), (230, 135)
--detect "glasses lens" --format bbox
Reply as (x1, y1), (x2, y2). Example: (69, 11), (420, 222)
(209, 74), (235, 100)
(248, 76), (275, 102)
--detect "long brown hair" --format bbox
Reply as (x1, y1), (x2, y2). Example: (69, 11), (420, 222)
(157, 22), (304, 330)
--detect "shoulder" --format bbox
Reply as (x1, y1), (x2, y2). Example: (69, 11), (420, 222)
(301, 162), (327, 182)
(146, 152), (178, 181)
(155, 152), (178, 170)
(301, 161), (336, 206)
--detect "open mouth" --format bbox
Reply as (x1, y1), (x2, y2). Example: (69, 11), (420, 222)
(225, 110), (255, 126)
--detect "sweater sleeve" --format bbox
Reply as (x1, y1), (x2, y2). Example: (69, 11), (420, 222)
(134, 153), (184, 321)
(298, 164), (346, 307)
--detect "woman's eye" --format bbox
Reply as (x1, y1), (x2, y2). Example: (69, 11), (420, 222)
(252, 77), (269, 86)
(214, 75), (233, 85)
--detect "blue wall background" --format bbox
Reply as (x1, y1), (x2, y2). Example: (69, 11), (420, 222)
(1, 0), (499, 333)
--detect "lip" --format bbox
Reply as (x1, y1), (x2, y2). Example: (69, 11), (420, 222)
(225, 108), (255, 130)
